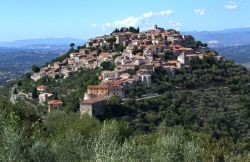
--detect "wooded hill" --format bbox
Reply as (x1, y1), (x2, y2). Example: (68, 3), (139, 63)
(1, 30), (250, 161)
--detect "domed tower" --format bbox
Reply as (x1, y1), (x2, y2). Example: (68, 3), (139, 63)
(154, 24), (158, 29)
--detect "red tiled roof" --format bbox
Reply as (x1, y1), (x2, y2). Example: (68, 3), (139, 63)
(105, 79), (128, 86)
(88, 85), (109, 89)
(81, 97), (108, 104)
(37, 85), (47, 90)
(169, 44), (181, 49)
(48, 100), (63, 105)
(99, 52), (111, 58)
(178, 48), (193, 51)
(168, 60), (178, 64)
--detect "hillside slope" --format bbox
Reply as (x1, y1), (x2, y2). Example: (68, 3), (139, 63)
(1, 26), (250, 161)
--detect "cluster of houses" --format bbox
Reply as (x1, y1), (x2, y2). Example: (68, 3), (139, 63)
(30, 25), (225, 116)
(36, 85), (63, 112)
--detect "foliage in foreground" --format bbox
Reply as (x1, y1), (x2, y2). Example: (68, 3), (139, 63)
(0, 102), (250, 162)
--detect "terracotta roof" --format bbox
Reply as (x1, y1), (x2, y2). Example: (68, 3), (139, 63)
(168, 60), (178, 64)
(162, 33), (170, 36)
(105, 79), (128, 86)
(99, 52), (111, 58)
(88, 85), (109, 89)
(81, 97), (108, 104)
(169, 44), (181, 49)
(37, 85), (47, 90)
(48, 100), (63, 105)
(178, 48), (193, 51)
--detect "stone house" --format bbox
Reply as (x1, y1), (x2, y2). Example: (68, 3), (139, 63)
(87, 85), (109, 97)
(31, 73), (45, 81)
(39, 93), (54, 103)
(48, 100), (63, 113)
(37, 85), (48, 93)
(101, 71), (119, 81)
(80, 94), (108, 116)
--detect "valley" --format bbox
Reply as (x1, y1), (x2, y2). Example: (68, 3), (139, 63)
(0, 48), (65, 84)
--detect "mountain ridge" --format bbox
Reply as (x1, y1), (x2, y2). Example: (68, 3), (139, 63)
(0, 37), (85, 48)
(1, 27), (250, 48)
(185, 27), (250, 47)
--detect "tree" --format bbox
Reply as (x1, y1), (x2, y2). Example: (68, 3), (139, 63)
(184, 35), (198, 48)
(17, 80), (23, 87)
(105, 37), (117, 43)
(115, 44), (125, 52)
(100, 61), (115, 71)
(136, 27), (140, 33)
(32, 65), (40, 73)
(127, 69), (136, 76)
(32, 87), (38, 99)
(132, 47), (143, 55)
(112, 27), (140, 34)
(203, 43), (208, 47)
(77, 46), (82, 51)
(113, 28), (120, 33)
(70, 43), (75, 49)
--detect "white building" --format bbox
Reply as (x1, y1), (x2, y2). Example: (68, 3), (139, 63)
(139, 74), (152, 86)
(177, 52), (187, 65)
(39, 93), (54, 103)
(31, 73), (45, 82)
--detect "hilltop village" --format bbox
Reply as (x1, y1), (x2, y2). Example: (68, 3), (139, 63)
(28, 25), (224, 116)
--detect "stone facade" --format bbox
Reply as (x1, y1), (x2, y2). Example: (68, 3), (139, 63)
(80, 96), (108, 116)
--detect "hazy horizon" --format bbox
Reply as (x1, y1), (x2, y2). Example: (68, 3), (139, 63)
(1, 26), (250, 43)
(0, 0), (249, 42)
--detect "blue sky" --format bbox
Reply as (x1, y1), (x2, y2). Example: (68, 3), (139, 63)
(0, 0), (249, 41)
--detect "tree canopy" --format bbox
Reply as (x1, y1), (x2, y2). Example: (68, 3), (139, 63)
(113, 27), (140, 33)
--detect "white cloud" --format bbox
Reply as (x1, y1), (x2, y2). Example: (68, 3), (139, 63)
(142, 12), (154, 18)
(92, 10), (173, 30)
(224, 1), (238, 10)
(208, 40), (219, 44)
(91, 24), (98, 27)
(194, 9), (206, 16)
(168, 20), (182, 30)
(157, 10), (173, 16)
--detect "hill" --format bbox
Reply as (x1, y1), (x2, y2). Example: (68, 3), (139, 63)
(186, 27), (250, 47)
(214, 44), (250, 69)
(0, 37), (85, 48)
(1, 26), (250, 161)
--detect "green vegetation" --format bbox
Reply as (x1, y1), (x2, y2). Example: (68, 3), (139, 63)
(32, 64), (40, 73)
(2, 32), (250, 161)
(51, 49), (73, 63)
(14, 69), (100, 113)
(0, 97), (249, 161)
(105, 37), (117, 43)
(127, 56), (250, 97)
(70, 43), (75, 49)
(3, 53), (250, 161)
(132, 47), (144, 55)
(185, 35), (208, 48)
(100, 61), (115, 71)
(113, 27), (140, 33)
(114, 44), (126, 52)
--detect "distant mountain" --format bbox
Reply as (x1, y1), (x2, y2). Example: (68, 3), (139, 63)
(21, 44), (71, 50)
(0, 38), (85, 49)
(215, 44), (250, 63)
(0, 38), (86, 84)
(185, 27), (250, 47)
